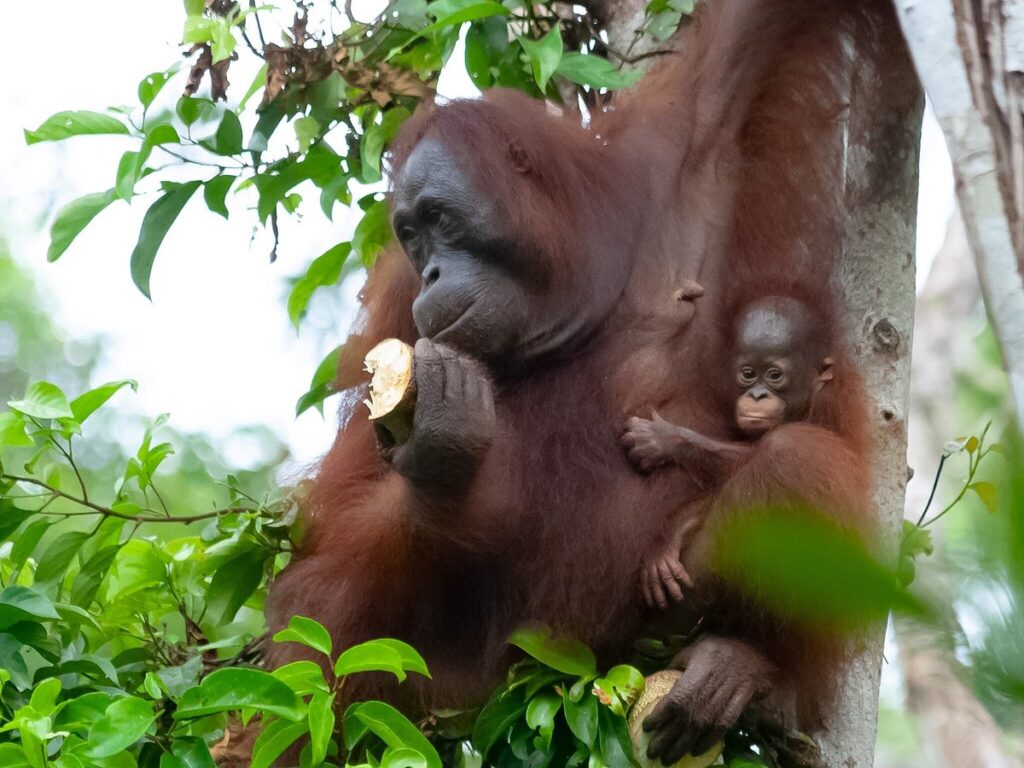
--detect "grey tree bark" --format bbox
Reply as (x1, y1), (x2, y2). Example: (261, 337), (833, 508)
(894, 0), (1024, 429)
(824, 6), (923, 765)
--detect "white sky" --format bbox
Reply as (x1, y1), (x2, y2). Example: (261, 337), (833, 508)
(0, 1), (954, 473)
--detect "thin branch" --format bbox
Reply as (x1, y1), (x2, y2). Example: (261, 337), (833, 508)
(2, 474), (250, 524)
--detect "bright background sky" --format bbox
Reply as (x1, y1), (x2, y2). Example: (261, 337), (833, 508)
(0, 1), (955, 476)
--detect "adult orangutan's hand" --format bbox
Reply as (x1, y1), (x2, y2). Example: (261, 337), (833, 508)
(643, 635), (777, 763)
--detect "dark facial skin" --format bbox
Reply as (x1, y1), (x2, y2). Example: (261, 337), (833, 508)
(732, 299), (827, 437)
(391, 137), (533, 362)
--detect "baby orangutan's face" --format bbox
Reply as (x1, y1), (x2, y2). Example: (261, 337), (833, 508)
(731, 300), (833, 438)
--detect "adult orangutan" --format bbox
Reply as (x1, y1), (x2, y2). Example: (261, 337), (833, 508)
(269, 0), (890, 760)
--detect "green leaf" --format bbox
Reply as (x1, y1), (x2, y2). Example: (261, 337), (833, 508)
(593, 665), (644, 716)
(351, 701), (442, 768)
(508, 623), (597, 677)
(0, 501), (34, 548)
(205, 548), (268, 624)
(0, 744), (30, 768)
(711, 508), (925, 629)
(353, 199), (393, 265)
(561, 686), (598, 747)
(361, 107), (413, 183)
(213, 111), (244, 155)
(0, 412), (32, 447)
(287, 242), (352, 329)
(375, 639), (431, 678)
(35, 532), (90, 584)
(70, 380), (138, 423)
(294, 115), (320, 154)
(162, 738), (217, 768)
(204, 175), (235, 219)
(10, 519), (49, 569)
(970, 481), (998, 512)
(84, 697), (156, 758)
(295, 345), (342, 417)
(250, 718), (308, 768)
(71, 544), (120, 606)
(524, 691), (560, 749)
(272, 661), (330, 697)
(46, 190), (117, 262)
(238, 63), (268, 111)
(174, 668), (303, 720)
(29, 677), (62, 715)
(272, 615), (332, 657)
(382, 748), (431, 767)
(334, 640), (407, 681)
(519, 27), (562, 91)
(130, 180), (202, 298)
(472, 688), (523, 756)
(308, 691), (336, 765)
(115, 123), (182, 201)
(426, 1), (509, 30)
(176, 96), (216, 126)
(596, 705), (634, 768)
(54, 692), (116, 732)
(555, 54), (643, 90)
(8, 381), (73, 420)
(138, 66), (179, 108)
(25, 111), (130, 144)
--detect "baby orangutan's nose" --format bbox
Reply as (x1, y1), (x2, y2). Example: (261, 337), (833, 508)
(748, 386), (770, 401)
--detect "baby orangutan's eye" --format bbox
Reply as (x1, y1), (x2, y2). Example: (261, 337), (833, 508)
(740, 367), (756, 382)
(767, 368), (783, 383)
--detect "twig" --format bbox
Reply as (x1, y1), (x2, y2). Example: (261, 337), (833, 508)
(2, 474), (249, 524)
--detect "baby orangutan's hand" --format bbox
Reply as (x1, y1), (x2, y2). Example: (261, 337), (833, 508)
(621, 411), (680, 473)
(640, 517), (700, 610)
(641, 552), (693, 610)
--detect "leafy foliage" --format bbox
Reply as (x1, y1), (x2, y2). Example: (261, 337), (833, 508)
(0, 376), (650, 764)
(25, 0), (681, 312)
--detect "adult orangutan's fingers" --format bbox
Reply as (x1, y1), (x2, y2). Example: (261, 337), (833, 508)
(659, 725), (698, 765)
(437, 346), (463, 401)
(690, 726), (726, 758)
(646, 715), (685, 761)
(642, 695), (675, 733)
(720, 685), (752, 730)
(479, 375), (495, 418)
(413, 339), (444, 408)
(620, 431), (636, 448)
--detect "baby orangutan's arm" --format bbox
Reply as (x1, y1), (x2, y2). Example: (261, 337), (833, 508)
(622, 411), (753, 474)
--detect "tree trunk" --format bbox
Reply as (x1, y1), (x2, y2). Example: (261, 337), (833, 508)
(824, 4), (923, 765)
(894, 0), (1024, 429)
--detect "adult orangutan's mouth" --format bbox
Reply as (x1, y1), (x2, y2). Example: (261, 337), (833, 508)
(431, 302), (473, 341)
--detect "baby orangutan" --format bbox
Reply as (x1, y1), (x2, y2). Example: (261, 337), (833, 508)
(622, 296), (835, 609)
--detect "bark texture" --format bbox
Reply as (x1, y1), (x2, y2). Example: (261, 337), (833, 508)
(823, 5), (923, 765)
(895, 0), (1024, 428)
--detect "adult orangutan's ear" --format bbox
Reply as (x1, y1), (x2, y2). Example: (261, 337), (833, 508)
(507, 140), (532, 173)
(814, 357), (835, 393)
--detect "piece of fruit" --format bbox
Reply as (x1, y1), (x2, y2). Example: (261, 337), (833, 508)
(364, 338), (416, 445)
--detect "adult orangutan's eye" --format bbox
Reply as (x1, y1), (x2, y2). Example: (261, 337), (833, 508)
(400, 227), (419, 248)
